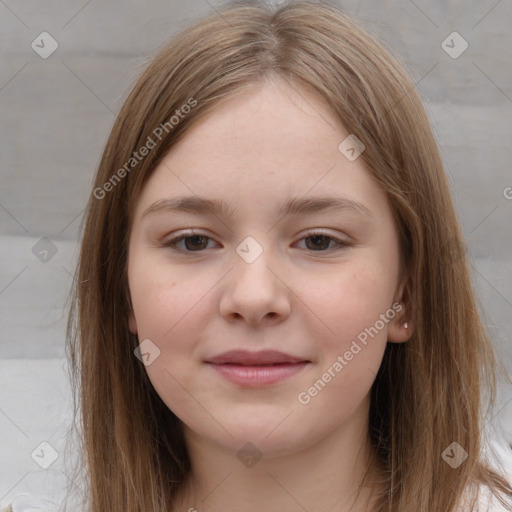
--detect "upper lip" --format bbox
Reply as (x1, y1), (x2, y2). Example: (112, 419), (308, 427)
(205, 350), (309, 366)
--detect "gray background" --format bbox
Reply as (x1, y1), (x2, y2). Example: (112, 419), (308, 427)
(0, 0), (511, 507)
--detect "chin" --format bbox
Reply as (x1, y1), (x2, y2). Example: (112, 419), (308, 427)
(200, 417), (317, 457)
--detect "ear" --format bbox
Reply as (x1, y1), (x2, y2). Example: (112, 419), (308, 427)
(388, 273), (414, 344)
(128, 310), (138, 335)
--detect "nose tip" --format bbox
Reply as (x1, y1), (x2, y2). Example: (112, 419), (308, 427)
(220, 257), (291, 326)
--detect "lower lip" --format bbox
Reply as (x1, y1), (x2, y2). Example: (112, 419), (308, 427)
(205, 362), (309, 387)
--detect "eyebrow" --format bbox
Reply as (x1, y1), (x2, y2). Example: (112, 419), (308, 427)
(142, 195), (373, 219)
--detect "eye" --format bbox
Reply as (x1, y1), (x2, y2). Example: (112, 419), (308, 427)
(162, 229), (350, 253)
(162, 230), (217, 252)
(296, 230), (350, 252)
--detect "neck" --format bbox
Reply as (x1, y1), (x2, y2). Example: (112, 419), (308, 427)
(172, 396), (387, 512)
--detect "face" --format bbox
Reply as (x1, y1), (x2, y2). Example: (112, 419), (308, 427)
(127, 78), (411, 457)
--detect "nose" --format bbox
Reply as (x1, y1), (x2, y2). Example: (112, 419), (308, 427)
(219, 245), (292, 327)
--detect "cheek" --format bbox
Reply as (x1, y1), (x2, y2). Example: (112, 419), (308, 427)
(128, 261), (220, 391)
(128, 266), (214, 418)
(128, 256), (211, 340)
(310, 262), (397, 346)
(294, 267), (392, 431)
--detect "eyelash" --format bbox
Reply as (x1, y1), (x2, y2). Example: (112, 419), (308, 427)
(161, 229), (350, 253)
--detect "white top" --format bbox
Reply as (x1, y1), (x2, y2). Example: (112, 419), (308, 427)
(456, 484), (512, 512)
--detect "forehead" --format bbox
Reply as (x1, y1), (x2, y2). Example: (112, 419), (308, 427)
(176, 79), (346, 158)
(132, 79), (389, 222)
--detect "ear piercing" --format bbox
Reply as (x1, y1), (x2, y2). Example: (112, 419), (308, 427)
(403, 322), (408, 329)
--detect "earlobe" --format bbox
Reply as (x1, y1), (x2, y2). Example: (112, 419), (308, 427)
(387, 313), (414, 343)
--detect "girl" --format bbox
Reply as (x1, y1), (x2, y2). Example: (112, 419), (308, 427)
(59, 1), (511, 511)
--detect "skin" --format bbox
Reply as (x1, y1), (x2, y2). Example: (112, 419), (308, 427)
(127, 77), (414, 512)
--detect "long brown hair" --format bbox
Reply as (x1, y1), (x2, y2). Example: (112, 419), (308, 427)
(64, 1), (512, 510)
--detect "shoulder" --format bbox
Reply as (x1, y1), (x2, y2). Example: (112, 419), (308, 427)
(0, 506), (12, 512)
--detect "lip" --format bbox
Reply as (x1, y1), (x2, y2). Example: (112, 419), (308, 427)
(205, 349), (308, 365)
(204, 350), (310, 387)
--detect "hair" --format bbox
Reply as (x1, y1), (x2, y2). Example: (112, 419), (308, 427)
(64, 1), (512, 511)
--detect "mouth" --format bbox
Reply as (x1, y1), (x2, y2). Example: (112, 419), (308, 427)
(205, 349), (309, 366)
(204, 350), (310, 387)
